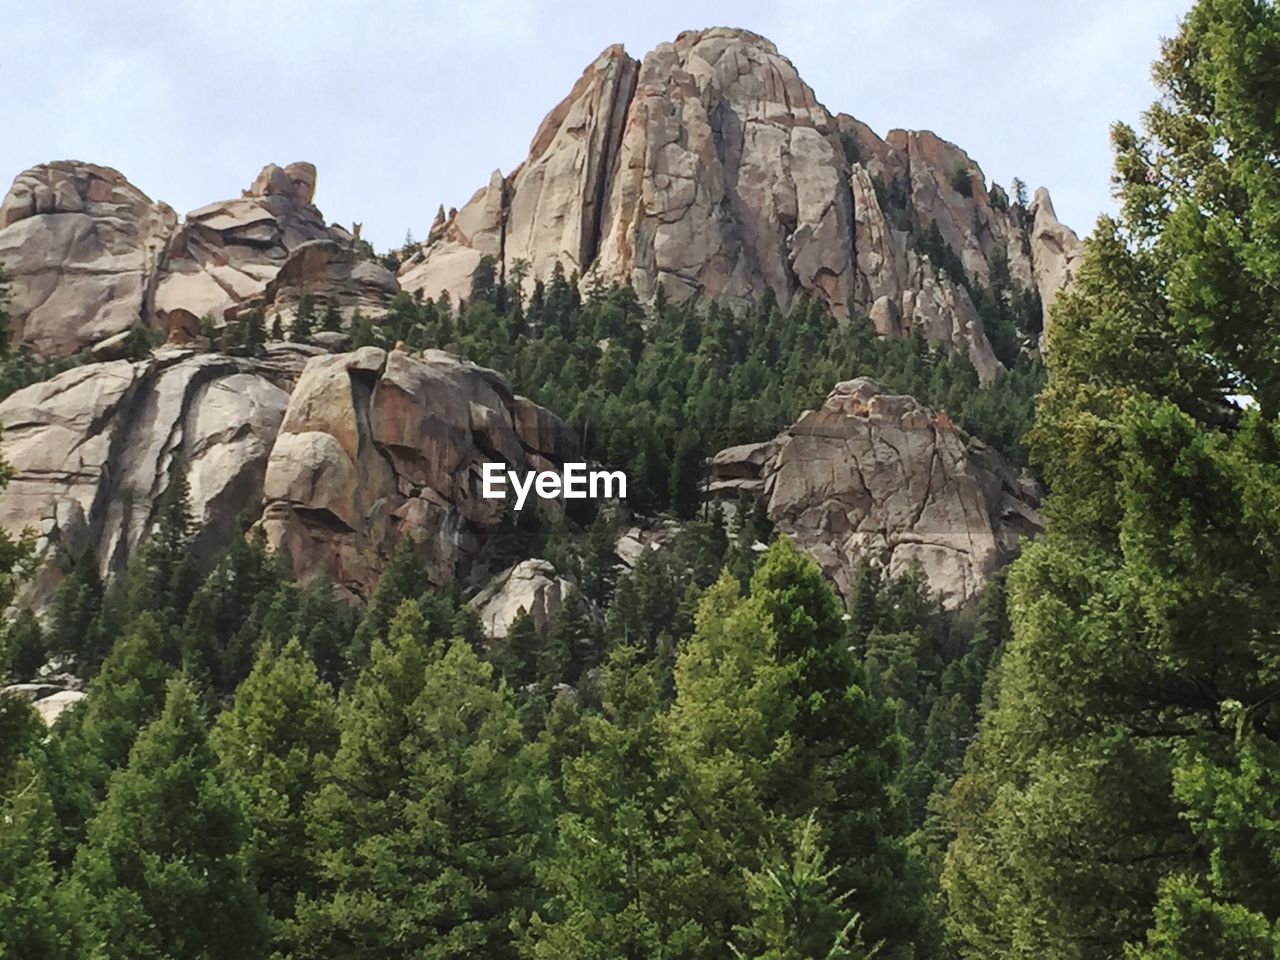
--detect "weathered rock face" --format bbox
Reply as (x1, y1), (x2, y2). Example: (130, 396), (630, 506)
(1028, 187), (1086, 321)
(0, 161), (392, 358)
(0, 346), (299, 602)
(399, 28), (1083, 380)
(0, 162), (177, 357)
(153, 162), (351, 324)
(469, 559), (574, 638)
(232, 238), (400, 330)
(258, 348), (580, 599)
(706, 378), (1042, 608)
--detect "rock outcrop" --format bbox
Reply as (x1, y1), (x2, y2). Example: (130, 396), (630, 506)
(231, 238), (400, 331)
(0, 162), (177, 357)
(399, 28), (1084, 380)
(1028, 187), (1086, 321)
(706, 378), (1043, 608)
(0, 346), (301, 602)
(469, 559), (574, 638)
(0, 161), (395, 359)
(154, 162), (360, 325)
(258, 348), (580, 599)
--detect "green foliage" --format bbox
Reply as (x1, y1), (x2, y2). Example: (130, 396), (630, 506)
(66, 678), (267, 959)
(949, 164), (974, 197)
(213, 639), (338, 956)
(730, 816), (870, 960)
(291, 294), (317, 343)
(943, 5), (1280, 959)
(298, 602), (542, 959)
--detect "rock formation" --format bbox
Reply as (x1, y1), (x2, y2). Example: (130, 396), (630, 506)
(399, 28), (1084, 380)
(0, 162), (177, 357)
(706, 378), (1043, 608)
(258, 348), (580, 600)
(469, 559), (574, 638)
(0, 161), (397, 359)
(153, 162), (369, 325)
(0, 346), (304, 602)
(230, 238), (400, 331)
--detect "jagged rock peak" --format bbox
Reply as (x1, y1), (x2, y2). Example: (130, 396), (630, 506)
(245, 161), (318, 207)
(398, 27), (1082, 380)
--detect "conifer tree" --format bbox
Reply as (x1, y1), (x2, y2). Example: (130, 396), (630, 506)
(213, 639), (339, 955)
(39, 613), (177, 863)
(530, 645), (705, 959)
(730, 816), (871, 960)
(67, 678), (267, 959)
(292, 294), (317, 343)
(749, 539), (921, 960)
(298, 601), (542, 959)
(944, 5), (1280, 957)
(0, 750), (68, 960)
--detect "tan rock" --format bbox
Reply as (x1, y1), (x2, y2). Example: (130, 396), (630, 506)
(153, 162), (343, 324)
(231, 237), (399, 330)
(0, 349), (295, 604)
(258, 348), (581, 599)
(1029, 187), (1085, 323)
(706, 378), (1042, 608)
(469, 559), (574, 638)
(0, 162), (177, 357)
(397, 30), (1083, 381)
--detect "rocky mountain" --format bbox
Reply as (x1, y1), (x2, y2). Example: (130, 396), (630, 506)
(707, 378), (1042, 609)
(0, 26), (1079, 620)
(400, 28), (1084, 379)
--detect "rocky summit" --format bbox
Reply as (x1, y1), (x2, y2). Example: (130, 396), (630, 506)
(400, 28), (1083, 379)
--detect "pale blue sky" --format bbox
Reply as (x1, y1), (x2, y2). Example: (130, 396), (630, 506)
(2, 0), (1187, 251)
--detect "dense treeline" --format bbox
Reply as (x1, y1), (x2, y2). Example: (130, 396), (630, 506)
(0, 469), (1006, 959)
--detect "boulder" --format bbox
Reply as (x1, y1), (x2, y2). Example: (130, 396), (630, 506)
(258, 347), (581, 599)
(469, 558), (574, 638)
(706, 377), (1042, 608)
(0, 683), (85, 726)
(232, 237), (399, 332)
(0, 162), (177, 357)
(0, 347), (297, 604)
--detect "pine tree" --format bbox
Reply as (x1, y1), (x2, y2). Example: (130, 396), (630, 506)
(39, 613), (178, 863)
(349, 535), (429, 664)
(298, 601), (542, 959)
(0, 751), (68, 959)
(292, 294), (317, 343)
(321, 298), (342, 332)
(749, 539), (921, 960)
(944, 5), (1280, 957)
(730, 816), (871, 960)
(67, 678), (267, 959)
(245, 308), (267, 348)
(529, 645), (705, 959)
(213, 639), (339, 955)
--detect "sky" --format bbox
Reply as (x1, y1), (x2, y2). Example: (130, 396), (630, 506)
(3, 1), (1188, 252)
